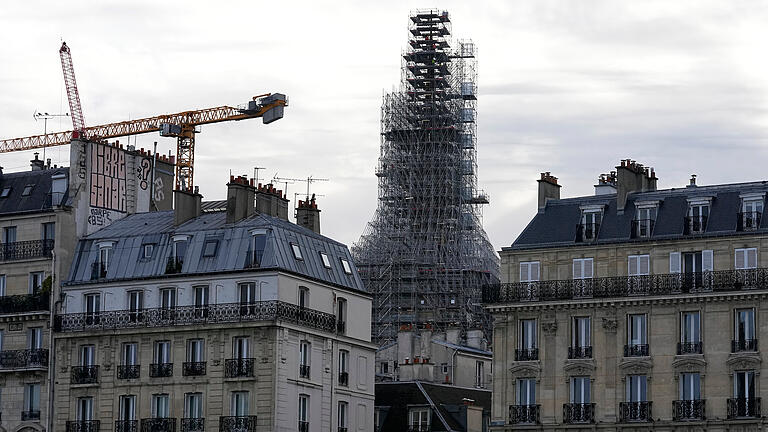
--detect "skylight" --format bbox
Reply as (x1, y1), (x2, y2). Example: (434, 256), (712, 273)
(21, 185), (33, 196)
(0, 187), (11, 198)
(341, 258), (352, 275)
(320, 252), (331, 269)
(202, 240), (219, 257)
(291, 243), (303, 260)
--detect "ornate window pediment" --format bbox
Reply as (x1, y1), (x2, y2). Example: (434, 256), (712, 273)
(563, 359), (596, 380)
(726, 353), (762, 373)
(672, 356), (706, 375)
(509, 362), (541, 380)
(619, 358), (653, 375)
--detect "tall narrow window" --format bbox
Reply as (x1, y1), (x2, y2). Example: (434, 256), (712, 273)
(626, 314), (648, 356)
(679, 311), (701, 354)
(187, 339), (204, 362)
(80, 345), (95, 366)
(77, 397), (94, 421)
(518, 378), (536, 405)
(338, 401), (348, 431)
(155, 341), (171, 364)
(194, 285), (209, 318)
(741, 199), (763, 231)
(734, 308), (757, 352)
(42, 222), (55, 243)
(239, 282), (257, 315)
(475, 361), (485, 388)
(687, 203), (709, 234)
(580, 211), (601, 241)
(680, 373), (701, 401)
(123, 343), (138, 365)
(517, 319), (537, 361)
(151, 394), (170, 418)
(339, 350), (349, 386)
(733, 370), (758, 417)
(185, 392), (203, 419)
(298, 394), (310, 431)
(84, 293), (101, 325)
(3, 226), (16, 244)
(337, 298), (347, 334)
(28, 328), (43, 349)
(570, 377), (591, 404)
(299, 341), (311, 378)
(160, 288), (176, 320)
(251, 233), (267, 267)
(128, 290), (144, 322)
(233, 337), (249, 359)
(231, 391), (249, 416)
(570, 317), (591, 359)
(299, 287), (310, 309)
(23, 383), (40, 417)
(626, 375), (648, 402)
(635, 207), (657, 238)
(119, 395), (136, 422)
(0, 274), (5, 297)
(29, 272), (44, 294)
(99, 246), (112, 271)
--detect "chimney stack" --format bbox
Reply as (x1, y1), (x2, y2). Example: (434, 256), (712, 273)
(226, 175), (256, 224)
(594, 171), (617, 196)
(537, 172), (561, 210)
(30, 152), (44, 171)
(295, 194), (321, 234)
(616, 159), (658, 211)
(174, 188), (203, 226)
(688, 174), (697, 187)
(255, 183), (290, 220)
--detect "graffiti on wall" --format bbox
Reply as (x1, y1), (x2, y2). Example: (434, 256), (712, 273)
(90, 143), (127, 212)
(154, 176), (165, 202)
(137, 158), (151, 190)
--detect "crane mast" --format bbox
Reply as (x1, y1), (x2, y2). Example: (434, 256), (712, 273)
(59, 42), (86, 138)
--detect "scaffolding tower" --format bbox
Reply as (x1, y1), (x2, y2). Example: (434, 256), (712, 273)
(352, 10), (500, 347)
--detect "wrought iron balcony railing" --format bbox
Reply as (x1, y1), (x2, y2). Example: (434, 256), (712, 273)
(117, 364), (140, 379)
(165, 257), (184, 274)
(66, 420), (101, 432)
(0, 239), (54, 261)
(624, 344), (649, 357)
(182, 362), (206, 376)
(224, 358), (255, 378)
(150, 363), (173, 378)
(563, 403), (595, 424)
(576, 222), (600, 243)
(219, 416), (257, 432)
(677, 341), (703, 355)
(22, 410), (41, 421)
(0, 348), (48, 369)
(298, 421), (309, 432)
(631, 219), (655, 239)
(115, 420), (138, 432)
(55, 300), (338, 334)
(338, 371), (349, 386)
(180, 418), (204, 432)
(407, 427), (430, 432)
(728, 397), (761, 418)
(0, 293), (49, 314)
(515, 348), (538, 361)
(483, 268), (768, 304)
(299, 364), (311, 379)
(337, 320), (346, 334)
(71, 365), (99, 384)
(509, 404), (540, 424)
(619, 401), (652, 422)
(568, 346), (592, 359)
(738, 211), (762, 232)
(141, 418), (176, 432)
(673, 399), (705, 421)
(684, 215), (708, 235)
(732, 338), (758, 353)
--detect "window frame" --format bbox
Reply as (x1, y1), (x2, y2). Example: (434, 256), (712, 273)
(340, 258), (353, 275)
(519, 261), (540, 282)
(735, 248), (758, 270)
(291, 243), (304, 260)
(202, 239), (219, 258)
(320, 252), (332, 269)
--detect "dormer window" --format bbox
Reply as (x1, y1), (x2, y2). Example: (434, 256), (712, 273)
(142, 244), (154, 259)
(291, 243), (303, 260)
(633, 202), (658, 238)
(685, 200), (710, 235)
(740, 195), (764, 231)
(577, 207), (602, 242)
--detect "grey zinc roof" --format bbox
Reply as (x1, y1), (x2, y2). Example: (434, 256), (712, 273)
(66, 210), (366, 292)
(508, 181), (768, 250)
(0, 167), (69, 215)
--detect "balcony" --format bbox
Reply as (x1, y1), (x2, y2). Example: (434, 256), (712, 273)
(165, 257), (184, 274)
(22, 410), (41, 421)
(71, 365), (99, 384)
(117, 364), (140, 379)
(677, 341), (703, 355)
(183, 362), (206, 376)
(509, 404), (540, 424)
(568, 346), (592, 359)
(0, 348), (48, 369)
(299, 421), (309, 432)
(299, 364), (311, 379)
(575, 222), (600, 243)
(0, 293), (49, 314)
(684, 215), (708, 235)
(624, 344), (649, 357)
(224, 358), (254, 378)
(219, 416), (257, 432)
(619, 401), (652, 422)
(407, 427), (430, 432)
(141, 418), (176, 432)
(66, 420), (101, 432)
(483, 268), (768, 305)
(56, 300), (338, 334)
(732, 339), (758, 353)
(150, 363), (173, 378)
(338, 371), (349, 386)
(515, 348), (538, 361)
(563, 403), (595, 424)
(91, 261), (107, 280)
(673, 399), (705, 421)
(180, 418), (204, 432)
(630, 219), (655, 239)
(727, 397), (761, 419)
(115, 420), (138, 432)
(0, 239), (54, 261)
(737, 211), (761, 232)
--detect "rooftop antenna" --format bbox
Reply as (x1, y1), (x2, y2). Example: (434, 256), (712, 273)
(253, 166), (266, 185)
(33, 110), (69, 162)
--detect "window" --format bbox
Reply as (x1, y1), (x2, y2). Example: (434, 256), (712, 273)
(99, 245), (112, 269)
(299, 287), (310, 309)
(251, 232), (267, 266)
(340, 259), (353, 275)
(239, 282), (257, 315)
(151, 394), (170, 418)
(28, 328), (43, 350)
(22, 184), (33, 196)
(627, 314), (647, 348)
(24, 383), (40, 414)
(735, 370), (756, 399)
(173, 239), (188, 260)
(338, 401), (348, 430)
(77, 397), (93, 421)
(29, 272), (44, 294)
(154, 341), (171, 364)
(160, 288), (177, 309)
(231, 391), (249, 416)
(320, 252), (331, 269)
(680, 311), (701, 354)
(233, 337), (249, 359)
(570, 377), (591, 403)
(123, 343), (138, 366)
(0, 275), (5, 297)
(518, 378), (536, 405)
(735, 308), (756, 346)
(0, 187), (10, 198)
(635, 206), (657, 238)
(628, 255), (650, 276)
(128, 290), (144, 322)
(337, 298), (347, 333)
(291, 243), (303, 260)
(680, 373), (701, 401)
(519, 319), (537, 350)
(520, 262), (540, 282)
(185, 393), (203, 419)
(475, 361), (485, 388)
(440, 363), (447, 375)
(41, 222), (55, 242)
(409, 408), (430, 429)
(202, 239), (218, 257)
(741, 198), (763, 230)
(339, 350), (349, 386)
(299, 394), (310, 427)
(300, 341), (311, 378)
(142, 244), (154, 259)
(736, 248), (758, 270)
(580, 210), (601, 240)
(573, 258), (593, 279)
(85, 293), (101, 324)
(626, 375), (648, 402)
(194, 285), (209, 318)
(80, 345), (95, 366)
(119, 395), (136, 422)
(187, 339), (205, 362)
(2, 226), (16, 244)
(572, 317), (591, 349)
(687, 203), (709, 233)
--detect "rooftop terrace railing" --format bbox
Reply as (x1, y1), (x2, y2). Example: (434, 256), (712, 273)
(55, 300), (338, 334)
(483, 268), (768, 304)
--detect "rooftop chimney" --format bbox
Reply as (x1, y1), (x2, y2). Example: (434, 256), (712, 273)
(226, 175), (256, 224)
(594, 171), (617, 196)
(30, 152), (44, 171)
(616, 159), (658, 211)
(174, 188), (202, 226)
(255, 183), (290, 220)
(296, 194), (321, 234)
(688, 174), (697, 188)
(537, 172), (561, 210)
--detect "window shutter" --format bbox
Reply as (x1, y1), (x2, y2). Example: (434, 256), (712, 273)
(584, 259), (593, 278)
(573, 260), (583, 279)
(628, 256), (638, 276)
(669, 252), (681, 274)
(735, 249), (746, 270)
(747, 249), (758, 269)
(702, 250), (713, 271)
(639, 255), (650, 275)
(531, 262), (540, 281)
(520, 263), (529, 282)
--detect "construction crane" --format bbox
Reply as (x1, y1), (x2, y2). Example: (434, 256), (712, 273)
(59, 42), (86, 138)
(0, 94), (287, 191)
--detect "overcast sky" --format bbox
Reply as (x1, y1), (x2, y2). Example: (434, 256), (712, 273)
(2, 1), (768, 252)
